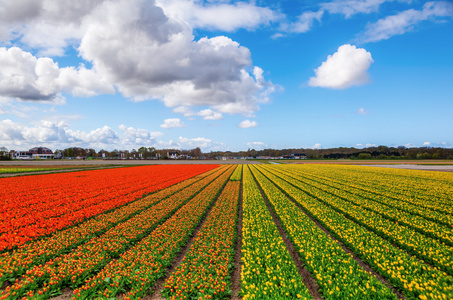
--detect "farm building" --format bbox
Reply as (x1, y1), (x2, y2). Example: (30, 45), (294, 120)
(13, 147), (55, 159)
(167, 151), (180, 159)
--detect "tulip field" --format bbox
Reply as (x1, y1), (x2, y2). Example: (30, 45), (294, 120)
(0, 164), (452, 299)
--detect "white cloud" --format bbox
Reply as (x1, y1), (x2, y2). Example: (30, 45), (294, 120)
(197, 109), (223, 120)
(309, 44), (374, 89)
(313, 143), (322, 149)
(423, 141), (431, 146)
(77, 1), (274, 116)
(178, 136), (212, 149)
(365, 143), (377, 147)
(247, 141), (266, 149)
(405, 143), (416, 148)
(160, 118), (186, 129)
(238, 119), (258, 128)
(0, 0), (100, 56)
(155, 0), (281, 32)
(118, 124), (163, 147)
(0, 119), (227, 151)
(321, 0), (387, 18)
(360, 1), (453, 43)
(277, 10), (324, 35)
(0, 0), (275, 116)
(356, 143), (364, 148)
(0, 47), (114, 102)
(357, 107), (369, 115)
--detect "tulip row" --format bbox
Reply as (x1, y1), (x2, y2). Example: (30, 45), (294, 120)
(0, 168), (56, 174)
(263, 166), (453, 276)
(278, 164), (452, 226)
(230, 164), (243, 181)
(258, 165), (453, 300)
(0, 166), (227, 300)
(0, 166), (223, 286)
(292, 164), (453, 214)
(0, 165), (219, 250)
(274, 164), (453, 246)
(162, 180), (240, 299)
(326, 164), (453, 201)
(251, 166), (397, 299)
(72, 165), (235, 300)
(240, 165), (311, 300)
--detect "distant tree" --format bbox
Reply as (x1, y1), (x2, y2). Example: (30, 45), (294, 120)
(358, 153), (372, 159)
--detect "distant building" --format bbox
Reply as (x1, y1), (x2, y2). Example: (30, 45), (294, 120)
(13, 147), (54, 159)
(167, 151), (180, 159)
(292, 153), (307, 159)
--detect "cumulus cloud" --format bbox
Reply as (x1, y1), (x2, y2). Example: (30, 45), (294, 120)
(366, 143), (377, 147)
(118, 124), (163, 147)
(309, 44), (374, 89)
(0, 47), (114, 102)
(155, 0), (281, 32)
(160, 118), (186, 129)
(0, 0), (100, 56)
(0, 0), (275, 116)
(313, 143), (322, 149)
(423, 141), (431, 146)
(173, 107), (223, 120)
(77, 0), (274, 115)
(0, 119), (228, 151)
(360, 1), (453, 43)
(238, 120), (258, 128)
(197, 109), (223, 120)
(178, 136), (212, 149)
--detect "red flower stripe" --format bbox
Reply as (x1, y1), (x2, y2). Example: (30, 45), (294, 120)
(0, 165), (218, 250)
(0, 166), (227, 300)
(0, 166), (222, 286)
(162, 180), (240, 300)
(72, 166), (235, 300)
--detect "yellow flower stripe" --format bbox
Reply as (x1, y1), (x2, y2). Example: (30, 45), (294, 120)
(258, 165), (453, 300)
(230, 164), (243, 181)
(276, 164), (451, 226)
(240, 165), (311, 300)
(287, 164), (453, 214)
(271, 165), (453, 246)
(263, 166), (453, 276)
(251, 165), (396, 299)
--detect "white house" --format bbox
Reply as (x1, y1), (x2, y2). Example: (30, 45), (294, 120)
(13, 147), (55, 159)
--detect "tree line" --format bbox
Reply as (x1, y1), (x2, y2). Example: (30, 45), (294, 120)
(210, 146), (453, 160)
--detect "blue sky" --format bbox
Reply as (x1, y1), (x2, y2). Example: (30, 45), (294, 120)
(0, 0), (452, 152)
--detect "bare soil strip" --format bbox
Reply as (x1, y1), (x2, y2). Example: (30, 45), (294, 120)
(250, 171), (323, 300)
(266, 172), (406, 300)
(231, 168), (244, 300)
